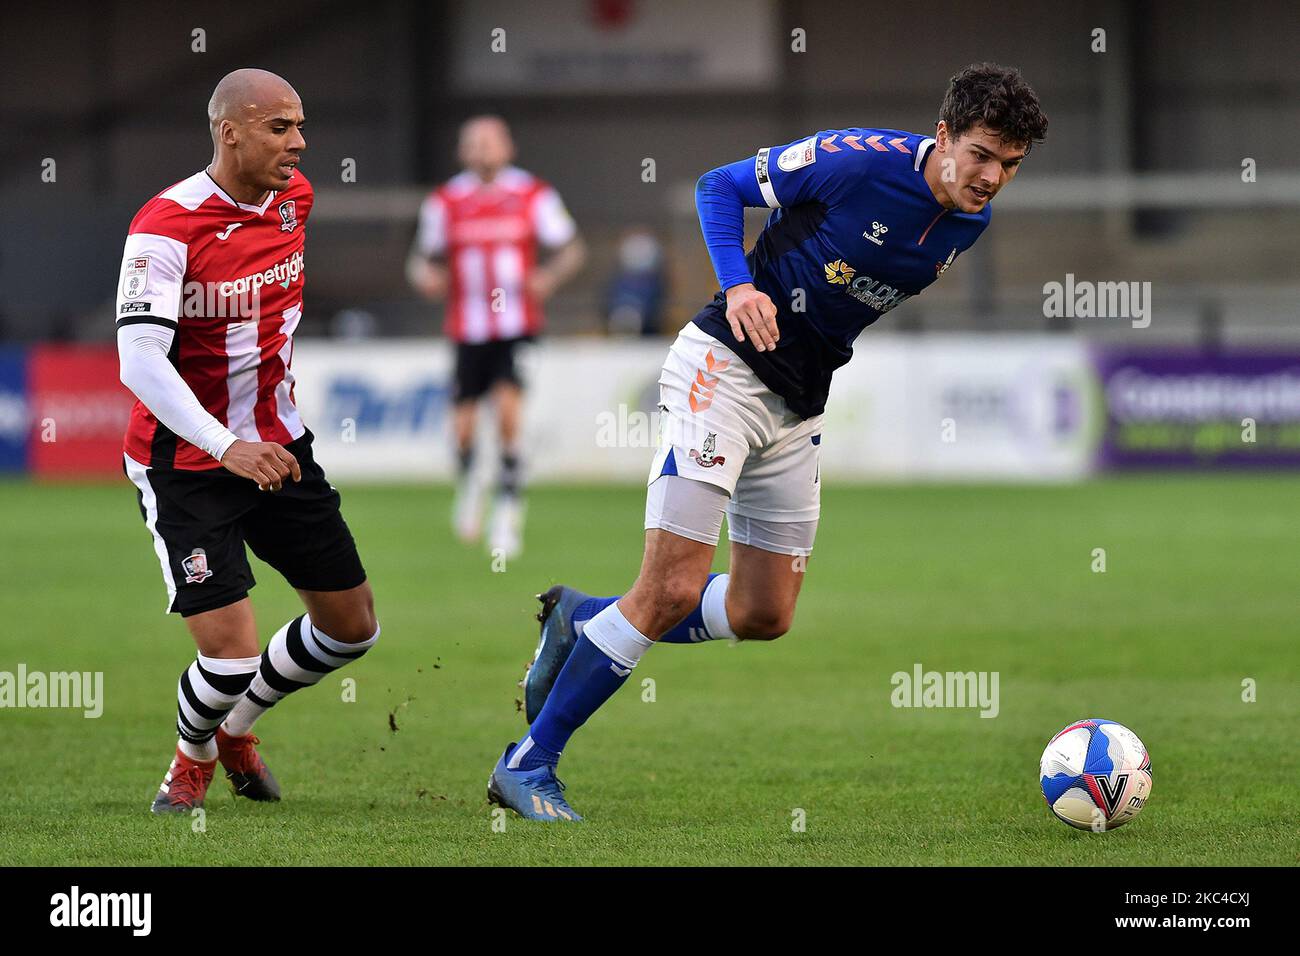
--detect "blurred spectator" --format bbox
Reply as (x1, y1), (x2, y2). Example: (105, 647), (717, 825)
(604, 227), (667, 337)
(330, 308), (379, 340)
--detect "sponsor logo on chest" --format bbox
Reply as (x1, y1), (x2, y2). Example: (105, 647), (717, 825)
(217, 248), (306, 298)
(823, 259), (912, 313)
(450, 215), (533, 245)
(862, 220), (889, 246)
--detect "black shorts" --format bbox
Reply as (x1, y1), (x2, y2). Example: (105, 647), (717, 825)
(453, 337), (530, 403)
(124, 428), (367, 617)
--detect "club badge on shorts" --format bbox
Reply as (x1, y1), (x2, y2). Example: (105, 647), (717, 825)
(690, 432), (726, 468)
(182, 548), (214, 584)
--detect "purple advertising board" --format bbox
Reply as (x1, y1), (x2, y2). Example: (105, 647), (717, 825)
(1094, 350), (1300, 469)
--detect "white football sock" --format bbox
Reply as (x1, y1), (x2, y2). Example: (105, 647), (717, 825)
(178, 738), (218, 761)
(176, 653), (259, 760)
(701, 573), (737, 640)
(223, 614), (379, 737)
(582, 601), (654, 670)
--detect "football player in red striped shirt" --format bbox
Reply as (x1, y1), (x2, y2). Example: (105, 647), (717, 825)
(116, 69), (380, 814)
(407, 116), (585, 558)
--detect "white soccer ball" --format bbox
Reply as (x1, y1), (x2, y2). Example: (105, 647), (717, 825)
(1039, 718), (1152, 831)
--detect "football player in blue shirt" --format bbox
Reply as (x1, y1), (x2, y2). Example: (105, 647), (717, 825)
(489, 63), (1048, 820)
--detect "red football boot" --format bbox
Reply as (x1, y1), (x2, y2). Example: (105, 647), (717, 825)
(216, 727), (282, 802)
(150, 748), (216, 814)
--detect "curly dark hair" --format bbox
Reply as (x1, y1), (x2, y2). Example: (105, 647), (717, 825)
(939, 63), (1048, 152)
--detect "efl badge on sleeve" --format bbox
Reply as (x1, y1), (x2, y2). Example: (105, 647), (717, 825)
(777, 137), (817, 172)
(182, 548), (214, 584)
(122, 257), (149, 299)
(278, 200), (298, 233)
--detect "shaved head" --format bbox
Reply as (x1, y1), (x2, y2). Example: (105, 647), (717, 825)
(205, 68), (306, 203)
(208, 68), (300, 134)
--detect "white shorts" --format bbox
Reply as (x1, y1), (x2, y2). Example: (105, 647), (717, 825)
(645, 322), (822, 552)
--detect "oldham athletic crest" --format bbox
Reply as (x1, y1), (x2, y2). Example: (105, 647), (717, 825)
(278, 200), (298, 232)
(182, 548), (213, 584)
(690, 432), (726, 468)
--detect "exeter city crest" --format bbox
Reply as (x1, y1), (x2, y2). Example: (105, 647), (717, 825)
(278, 200), (298, 233)
(182, 548), (213, 584)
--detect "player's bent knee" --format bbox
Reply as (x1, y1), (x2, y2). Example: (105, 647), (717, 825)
(345, 614), (380, 645)
(309, 594), (379, 645)
(353, 600), (380, 643)
(625, 543), (711, 637)
(318, 616), (379, 645)
(353, 587), (379, 640)
(640, 573), (706, 633)
(731, 606), (793, 641)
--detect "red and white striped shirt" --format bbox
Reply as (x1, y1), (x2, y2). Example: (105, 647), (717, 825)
(415, 166), (577, 343)
(116, 169), (312, 470)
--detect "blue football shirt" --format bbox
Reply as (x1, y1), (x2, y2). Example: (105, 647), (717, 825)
(694, 128), (991, 418)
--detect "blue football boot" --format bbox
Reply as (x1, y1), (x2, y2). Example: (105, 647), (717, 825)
(487, 743), (583, 822)
(522, 585), (592, 723)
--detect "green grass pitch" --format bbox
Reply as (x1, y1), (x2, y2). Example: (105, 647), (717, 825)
(0, 476), (1295, 866)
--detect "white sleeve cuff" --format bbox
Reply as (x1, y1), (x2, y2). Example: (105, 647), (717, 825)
(203, 424), (241, 463)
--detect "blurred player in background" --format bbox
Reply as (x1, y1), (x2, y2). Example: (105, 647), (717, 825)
(407, 116), (586, 558)
(488, 64), (1048, 821)
(117, 69), (380, 814)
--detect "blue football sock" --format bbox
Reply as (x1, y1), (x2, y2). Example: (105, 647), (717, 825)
(571, 575), (729, 645)
(571, 595), (618, 634)
(657, 572), (723, 643)
(515, 634), (634, 770)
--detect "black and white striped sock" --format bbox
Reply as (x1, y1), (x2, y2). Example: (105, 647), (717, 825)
(222, 614), (379, 737)
(499, 449), (522, 498)
(175, 654), (260, 761)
